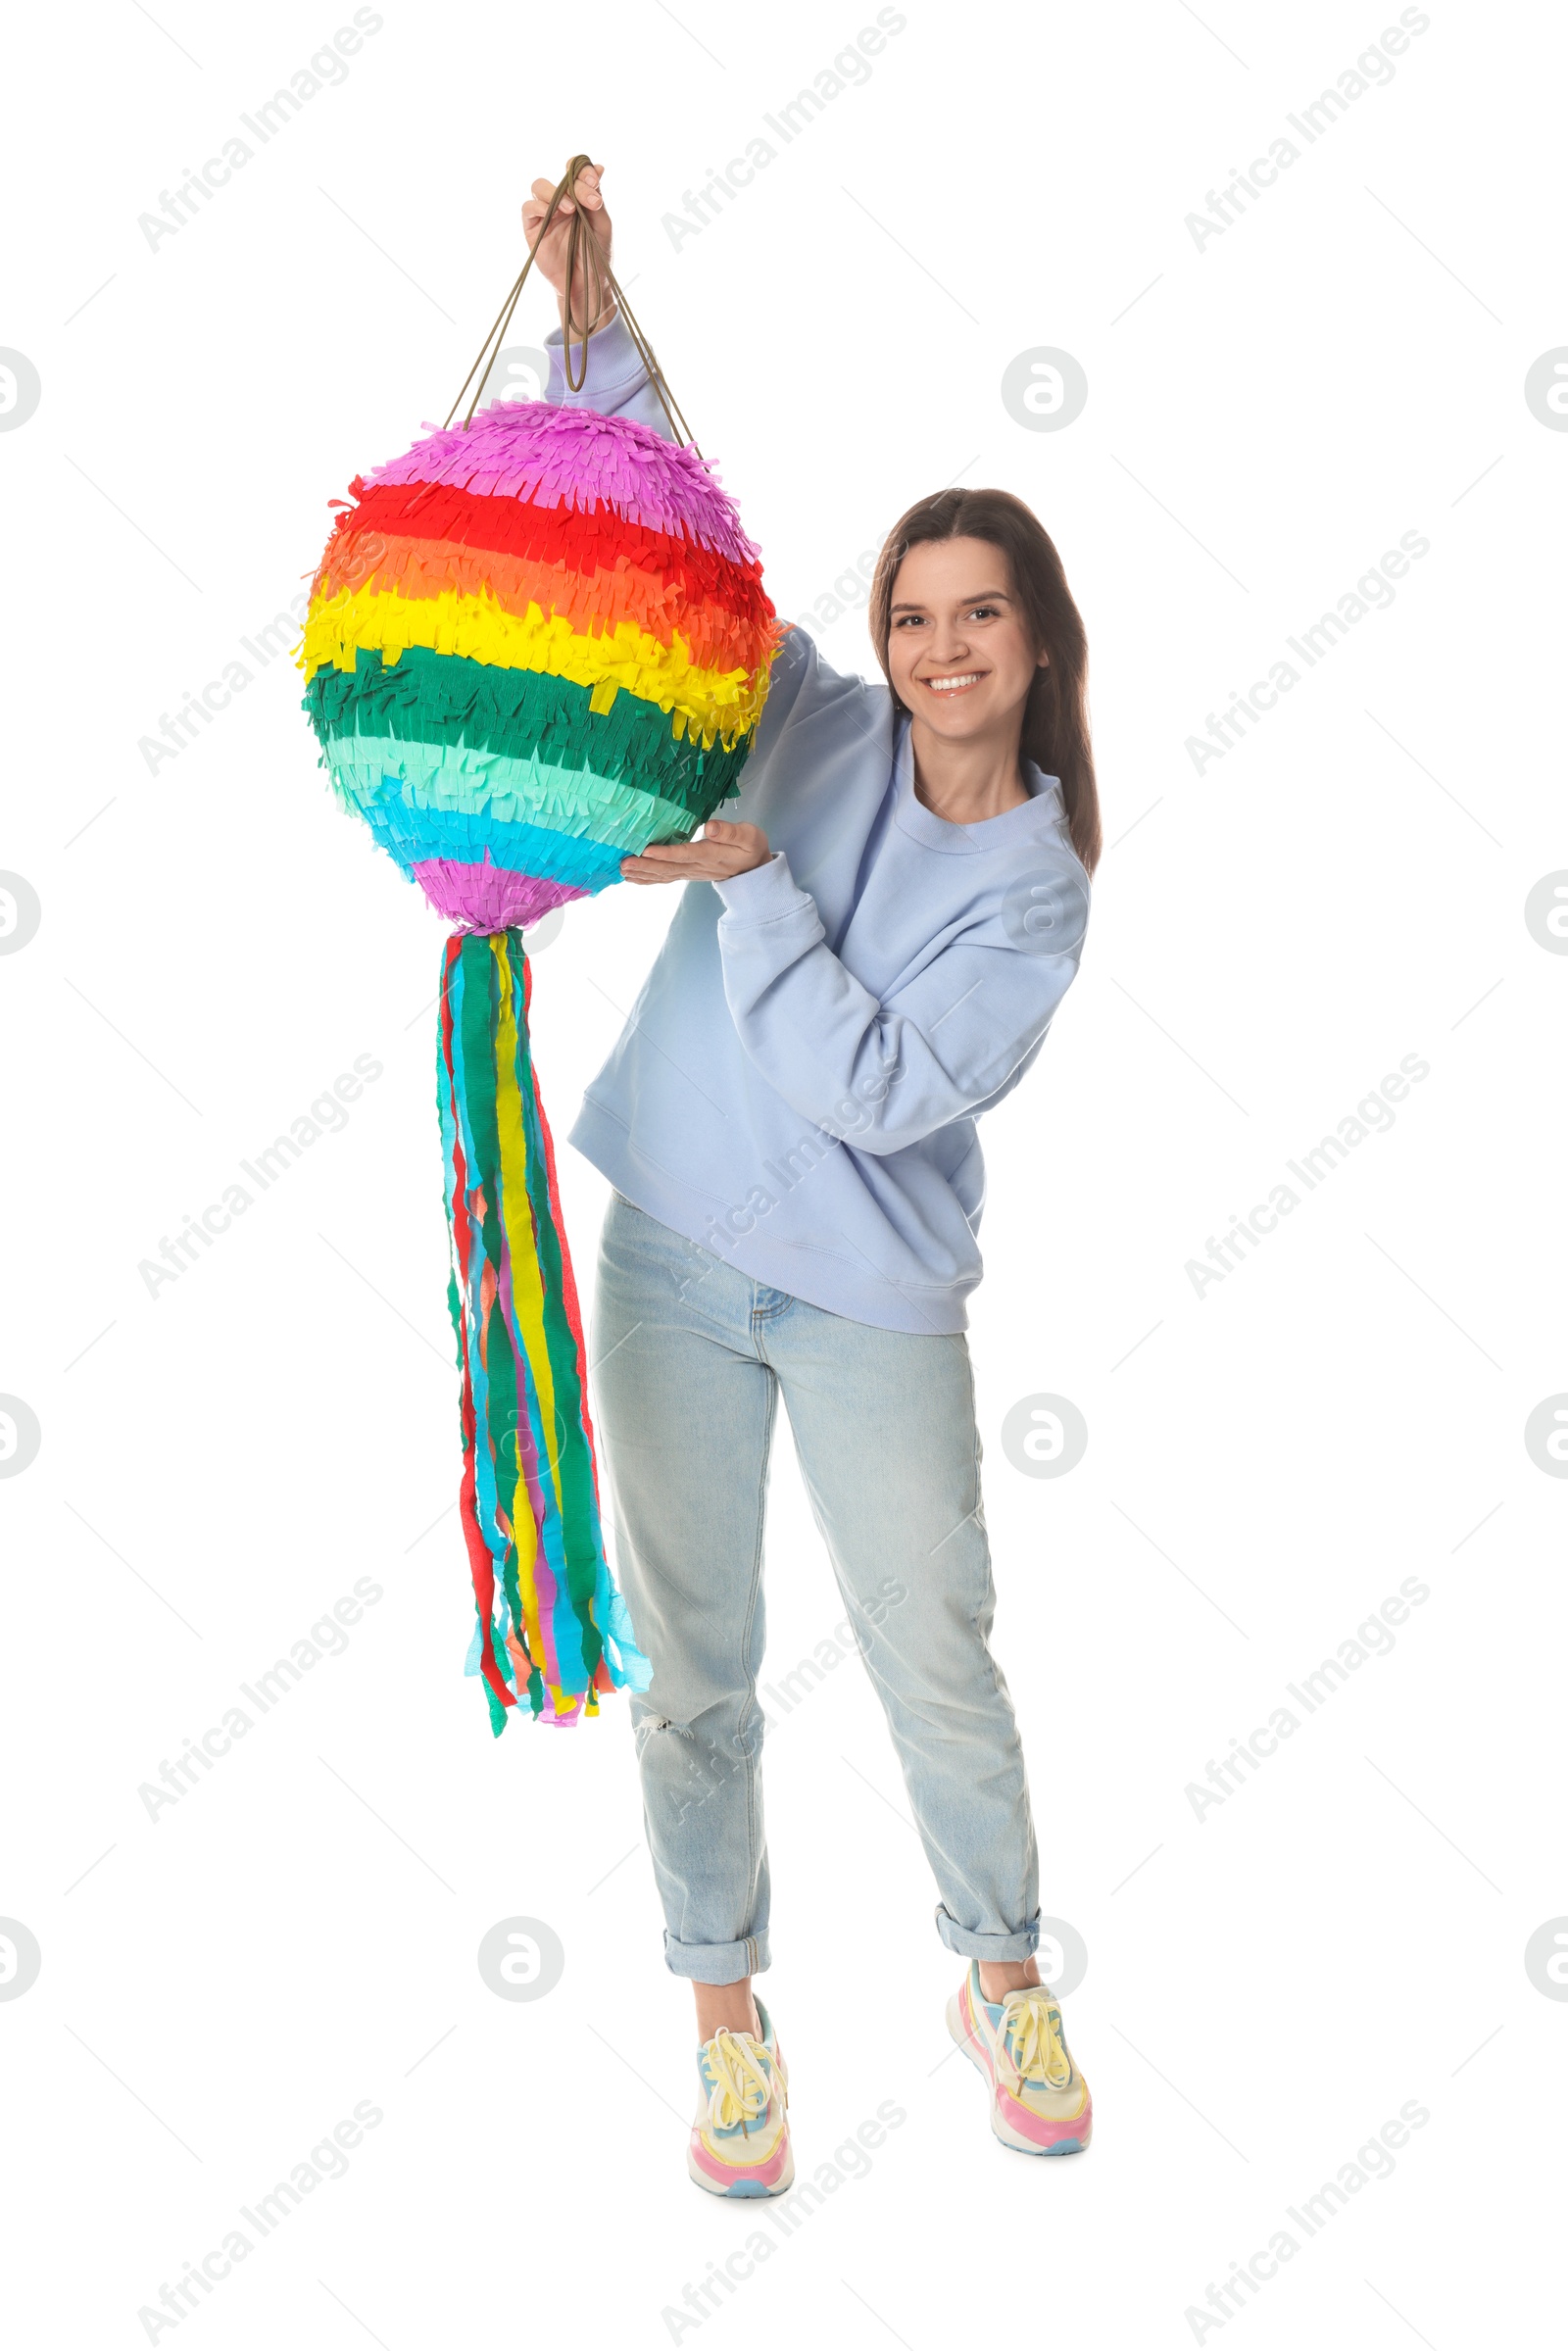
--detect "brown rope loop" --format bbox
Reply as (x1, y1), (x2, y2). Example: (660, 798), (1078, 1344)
(443, 154), (700, 452)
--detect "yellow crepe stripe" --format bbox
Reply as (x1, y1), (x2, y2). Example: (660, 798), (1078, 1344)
(302, 584), (769, 748)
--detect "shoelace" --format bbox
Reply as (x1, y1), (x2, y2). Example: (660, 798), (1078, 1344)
(703, 2028), (778, 2135)
(998, 1987), (1073, 2093)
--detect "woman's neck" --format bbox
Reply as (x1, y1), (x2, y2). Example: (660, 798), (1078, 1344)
(907, 716), (1032, 825)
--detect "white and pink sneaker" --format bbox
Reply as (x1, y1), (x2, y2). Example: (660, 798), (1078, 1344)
(687, 2001), (794, 2198)
(946, 1963), (1092, 2155)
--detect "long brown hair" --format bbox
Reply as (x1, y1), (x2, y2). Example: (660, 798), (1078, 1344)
(868, 488), (1101, 876)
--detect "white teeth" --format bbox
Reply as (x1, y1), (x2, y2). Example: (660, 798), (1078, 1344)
(927, 673), (980, 691)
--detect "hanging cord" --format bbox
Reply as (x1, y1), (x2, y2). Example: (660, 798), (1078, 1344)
(443, 154), (700, 452)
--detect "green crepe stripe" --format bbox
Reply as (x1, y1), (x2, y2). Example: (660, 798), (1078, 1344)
(303, 646), (752, 824)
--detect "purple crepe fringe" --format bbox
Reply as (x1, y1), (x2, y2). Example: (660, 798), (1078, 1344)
(361, 403), (760, 567)
(412, 858), (588, 933)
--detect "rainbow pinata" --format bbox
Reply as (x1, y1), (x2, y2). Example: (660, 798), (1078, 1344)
(298, 397), (779, 1736)
(301, 400), (778, 929)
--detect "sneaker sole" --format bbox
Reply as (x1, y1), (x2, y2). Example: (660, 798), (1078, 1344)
(687, 2140), (796, 2198)
(945, 1989), (1092, 2157)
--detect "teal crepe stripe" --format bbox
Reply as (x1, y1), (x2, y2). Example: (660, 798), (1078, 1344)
(325, 735), (698, 855)
(302, 645), (751, 823)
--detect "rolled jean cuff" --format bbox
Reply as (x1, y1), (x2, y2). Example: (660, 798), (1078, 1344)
(934, 1905), (1039, 1963)
(662, 1928), (771, 1984)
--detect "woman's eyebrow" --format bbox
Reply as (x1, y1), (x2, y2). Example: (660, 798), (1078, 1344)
(890, 588), (1013, 612)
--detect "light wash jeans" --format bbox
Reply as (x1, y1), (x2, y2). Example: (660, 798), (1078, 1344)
(592, 1193), (1041, 1984)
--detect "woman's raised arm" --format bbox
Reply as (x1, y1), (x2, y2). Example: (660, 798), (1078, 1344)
(522, 163), (677, 441)
(517, 160), (881, 882)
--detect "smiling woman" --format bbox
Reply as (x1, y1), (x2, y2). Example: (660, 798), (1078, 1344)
(871, 489), (1099, 857)
(518, 156), (1101, 2193)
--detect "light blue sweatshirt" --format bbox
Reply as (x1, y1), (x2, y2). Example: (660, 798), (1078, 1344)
(545, 318), (1092, 1334)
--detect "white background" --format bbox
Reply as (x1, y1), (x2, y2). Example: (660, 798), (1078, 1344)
(2, 1), (1564, 2344)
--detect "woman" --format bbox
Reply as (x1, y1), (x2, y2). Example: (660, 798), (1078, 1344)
(522, 165), (1100, 2192)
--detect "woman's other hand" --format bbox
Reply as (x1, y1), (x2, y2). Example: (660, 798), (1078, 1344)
(620, 819), (772, 885)
(522, 162), (613, 334)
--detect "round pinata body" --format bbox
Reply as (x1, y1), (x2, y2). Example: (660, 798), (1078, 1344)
(300, 402), (780, 930)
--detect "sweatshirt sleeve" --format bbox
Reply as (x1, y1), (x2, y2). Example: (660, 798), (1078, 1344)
(544, 318), (872, 752)
(544, 313), (680, 442)
(711, 845), (1089, 1155)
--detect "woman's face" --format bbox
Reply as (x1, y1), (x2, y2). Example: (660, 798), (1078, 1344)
(884, 536), (1049, 743)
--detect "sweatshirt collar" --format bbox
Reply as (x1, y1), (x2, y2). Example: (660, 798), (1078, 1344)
(890, 712), (1065, 855)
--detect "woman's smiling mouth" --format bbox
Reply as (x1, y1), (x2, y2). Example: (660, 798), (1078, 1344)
(920, 670), (987, 697)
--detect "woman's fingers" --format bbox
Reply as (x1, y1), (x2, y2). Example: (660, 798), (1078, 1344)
(620, 852), (709, 882)
(522, 163), (612, 319)
(523, 171), (596, 265)
(632, 846), (723, 871)
(625, 851), (700, 879)
(618, 846), (763, 884)
(635, 824), (767, 859)
(616, 819), (769, 885)
(523, 179), (570, 237)
(523, 168), (605, 230)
